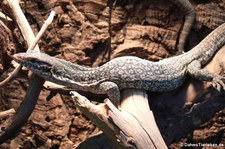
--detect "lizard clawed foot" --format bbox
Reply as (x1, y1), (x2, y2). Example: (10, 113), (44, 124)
(212, 76), (225, 92)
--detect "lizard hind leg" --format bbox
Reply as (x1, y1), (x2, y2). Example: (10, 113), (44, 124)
(213, 63), (225, 91)
(187, 60), (225, 92)
(99, 81), (121, 107)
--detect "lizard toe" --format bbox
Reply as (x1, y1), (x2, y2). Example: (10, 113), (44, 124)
(221, 81), (225, 90)
(212, 82), (218, 91)
(212, 76), (225, 92)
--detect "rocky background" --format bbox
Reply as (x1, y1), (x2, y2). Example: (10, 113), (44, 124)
(0, 0), (225, 148)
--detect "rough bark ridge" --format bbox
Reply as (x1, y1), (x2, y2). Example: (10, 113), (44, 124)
(0, 0), (225, 148)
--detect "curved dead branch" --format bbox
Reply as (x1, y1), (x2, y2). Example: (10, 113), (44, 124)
(0, 0), (55, 144)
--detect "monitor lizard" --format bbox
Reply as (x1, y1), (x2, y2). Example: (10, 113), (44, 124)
(0, 0), (196, 144)
(13, 23), (225, 106)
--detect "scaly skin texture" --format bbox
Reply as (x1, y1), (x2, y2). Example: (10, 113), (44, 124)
(171, 0), (195, 54)
(13, 23), (225, 105)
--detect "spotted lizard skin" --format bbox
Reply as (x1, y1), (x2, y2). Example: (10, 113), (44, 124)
(13, 23), (225, 105)
(171, 0), (195, 53)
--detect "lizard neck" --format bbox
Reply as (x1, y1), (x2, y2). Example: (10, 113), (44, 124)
(51, 63), (101, 87)
(182, 23), (225, 65)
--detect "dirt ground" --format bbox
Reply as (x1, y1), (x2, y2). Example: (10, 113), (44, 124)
(0, 0), (225, 148)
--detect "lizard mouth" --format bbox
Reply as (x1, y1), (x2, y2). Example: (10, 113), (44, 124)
(13, 53), (52, 73)
(13, 53), (82, 87)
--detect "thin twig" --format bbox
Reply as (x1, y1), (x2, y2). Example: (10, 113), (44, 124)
(0, 10), (55, 87)
(26, 11), (55, 52)
(0, 109), (15, 119)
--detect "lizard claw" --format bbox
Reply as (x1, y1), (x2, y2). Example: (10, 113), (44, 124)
(212, 76), (225, 92)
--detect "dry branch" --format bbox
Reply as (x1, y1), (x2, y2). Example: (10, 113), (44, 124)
(0, 0), (40, 87)
(0, 109), (15, 119)
(71, 89), (167, 149)
(0, 8), (55, 87)
(0, 0), (55, 144)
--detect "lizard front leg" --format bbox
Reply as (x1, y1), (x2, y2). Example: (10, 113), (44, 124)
(99, 81), (121, 106)
(187, 60), (225, 91)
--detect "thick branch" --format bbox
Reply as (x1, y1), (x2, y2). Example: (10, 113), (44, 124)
(71, 89), (167, 149)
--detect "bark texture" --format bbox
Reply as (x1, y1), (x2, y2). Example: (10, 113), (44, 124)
(0, 0), (225, 148)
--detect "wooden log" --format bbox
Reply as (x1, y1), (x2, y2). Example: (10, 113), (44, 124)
(71, 89), (167, 149)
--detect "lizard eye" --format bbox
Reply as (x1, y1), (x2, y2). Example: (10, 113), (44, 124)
(29, 58), (37, 64)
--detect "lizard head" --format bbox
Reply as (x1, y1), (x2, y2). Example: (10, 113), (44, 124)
(13, 52), (93, 87)
(13, 52), (71, 84)
(13, 52), (54, 76)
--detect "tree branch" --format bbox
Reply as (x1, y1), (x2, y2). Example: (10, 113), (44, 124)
(0, 0), (55, 144)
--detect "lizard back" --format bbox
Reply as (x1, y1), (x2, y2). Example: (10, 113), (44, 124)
(99, 56), (187, 92)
